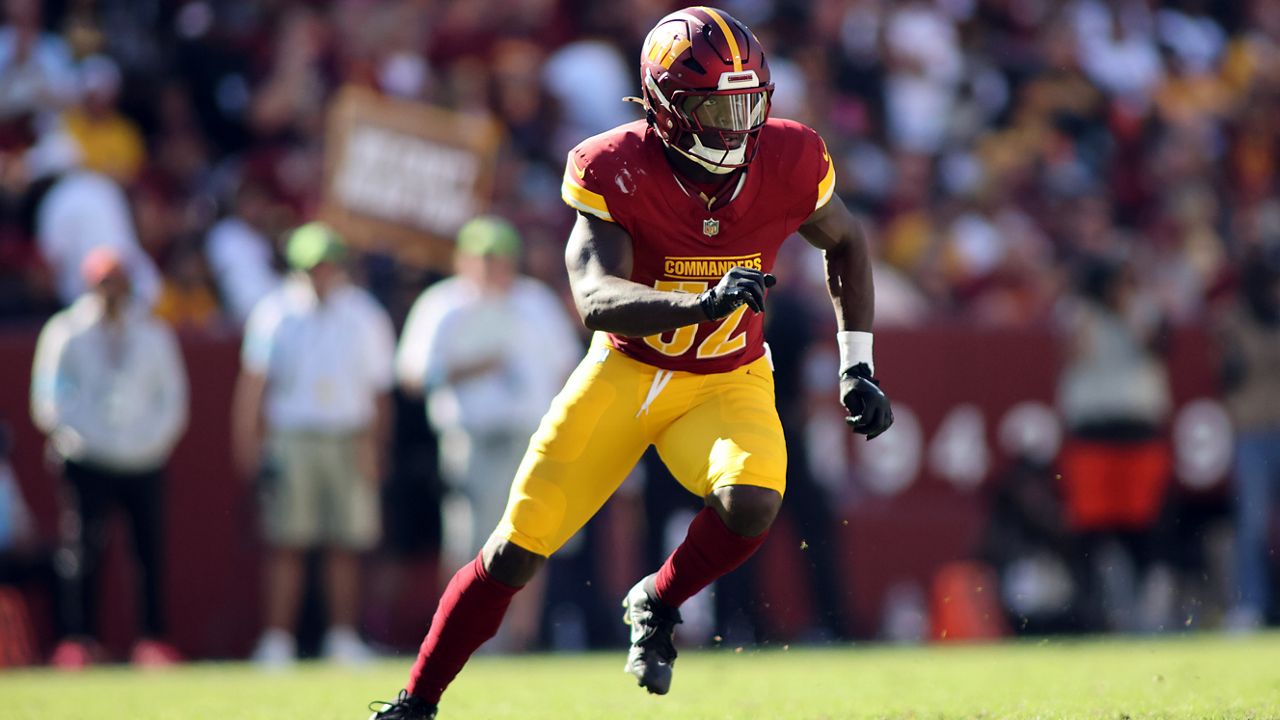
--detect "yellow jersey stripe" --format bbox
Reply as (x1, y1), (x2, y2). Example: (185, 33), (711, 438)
(815, 158), (836, 211)
(561, 175), (613, 221)
(700, 7), (743, 72)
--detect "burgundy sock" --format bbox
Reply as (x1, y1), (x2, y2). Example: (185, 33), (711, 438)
(406, 553), (520, 703)
(653, 506), (768, 608)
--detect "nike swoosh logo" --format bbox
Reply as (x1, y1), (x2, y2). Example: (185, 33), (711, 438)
(571, 158), (587, 179)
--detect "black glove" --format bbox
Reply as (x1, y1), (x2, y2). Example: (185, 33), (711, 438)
(840, 363), (894, 440)
(698, 267), (777, 320)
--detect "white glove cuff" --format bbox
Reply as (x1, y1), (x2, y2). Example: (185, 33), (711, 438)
(837, 331), (874, 376)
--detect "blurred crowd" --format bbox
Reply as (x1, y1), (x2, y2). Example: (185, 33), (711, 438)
(0, 0), (1279, 666)
(0, 0), (1276, 329)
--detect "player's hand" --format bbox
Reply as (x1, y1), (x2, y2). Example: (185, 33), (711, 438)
(840, 363), (894, 440)
(698, 266), (777, 320)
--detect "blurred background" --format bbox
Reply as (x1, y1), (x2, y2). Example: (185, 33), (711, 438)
(0, 0), (1278, 669)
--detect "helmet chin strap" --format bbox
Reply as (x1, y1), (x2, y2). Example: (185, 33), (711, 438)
(672, 135), (745, 174)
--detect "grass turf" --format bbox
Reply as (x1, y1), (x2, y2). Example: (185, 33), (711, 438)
(2, 633), (1278, 719)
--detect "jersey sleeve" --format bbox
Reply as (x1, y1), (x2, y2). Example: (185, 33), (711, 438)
(561, 143), (615, 223)
(814, 135), (836, 211)
(775, 120), (836, 216)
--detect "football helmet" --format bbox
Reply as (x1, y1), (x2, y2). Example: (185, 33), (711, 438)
(639, 6), (773, 174)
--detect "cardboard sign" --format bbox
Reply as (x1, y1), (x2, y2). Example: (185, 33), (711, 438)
(321, 85), (503, 268)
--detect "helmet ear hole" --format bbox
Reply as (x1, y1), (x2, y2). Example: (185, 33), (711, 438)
(682, 57), (705, 74)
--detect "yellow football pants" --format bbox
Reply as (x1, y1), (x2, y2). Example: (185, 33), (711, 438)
(495, 335), (787, 557)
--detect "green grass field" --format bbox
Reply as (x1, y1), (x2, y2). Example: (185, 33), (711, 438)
(3, 633), (1278, 719)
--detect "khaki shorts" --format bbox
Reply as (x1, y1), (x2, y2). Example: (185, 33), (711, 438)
(260, 431), (380, 550)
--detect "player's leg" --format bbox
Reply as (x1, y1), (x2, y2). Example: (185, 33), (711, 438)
(397, 536), (538, 715)
(656, 356), (787, 598)
(383, 345), (654, 716)
(625, 356), (787, 694)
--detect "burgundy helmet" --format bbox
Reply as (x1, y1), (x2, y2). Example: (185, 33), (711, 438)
(639, 6), (773, 174)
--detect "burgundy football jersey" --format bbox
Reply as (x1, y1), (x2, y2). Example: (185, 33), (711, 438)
(561, 118), (835, 374)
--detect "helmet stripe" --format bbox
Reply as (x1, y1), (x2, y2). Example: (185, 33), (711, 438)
(698, 7), (743, 72)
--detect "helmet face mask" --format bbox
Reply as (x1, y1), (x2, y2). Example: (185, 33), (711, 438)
(671, 85), (771, 170)
(640, 8), (773, 174)
(679, 89), (770, 135)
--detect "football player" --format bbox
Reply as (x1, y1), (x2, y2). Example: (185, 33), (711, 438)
(369, 7), (893, 718)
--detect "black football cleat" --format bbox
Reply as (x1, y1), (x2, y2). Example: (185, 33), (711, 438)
(368, 690), (437, 720)
(621, 574), (682, 695)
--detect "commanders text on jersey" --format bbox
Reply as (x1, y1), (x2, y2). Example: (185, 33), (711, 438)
(663, 253), (763, 280)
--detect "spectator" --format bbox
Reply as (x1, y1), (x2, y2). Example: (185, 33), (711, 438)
(29, 246), (189, 667)
(883, 1), (963, 154)
(30, 130), (161, 307)
(396, 216), (579, 651)
(541, 36), (632, 155)
(1218, 243), (1280, 632)
(247, 5), (330, 139)
(232, 222), (395, 668)
(0, 419), (61, 618)
(205, 178), (286, 328)
(0, 422), (33, 560)
(152, 238), (222, 331)
(980, 455), (1079, 635)
(1156, 1), (1227, 76)
(0, 420), (55, 666)
(0, 0), (77, 124)
(1056, 254), (1174, 632)
(1072, 0), (1165, 107)
(60, 54), (146, 186)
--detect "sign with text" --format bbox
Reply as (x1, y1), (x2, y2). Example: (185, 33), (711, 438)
(321, 86), (503, 268)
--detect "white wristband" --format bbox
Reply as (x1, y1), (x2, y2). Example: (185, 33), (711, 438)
(837, 331), (874, 375)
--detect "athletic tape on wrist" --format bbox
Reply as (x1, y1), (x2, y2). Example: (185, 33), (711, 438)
(837, 331), (874, 375)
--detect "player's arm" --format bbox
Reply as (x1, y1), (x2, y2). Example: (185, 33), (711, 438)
(799, 195), (894, 439)
(800, 194), (874, 333)
(564, 212), (773, 336)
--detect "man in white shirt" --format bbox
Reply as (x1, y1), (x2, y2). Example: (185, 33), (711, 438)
(29, 246), (188, 668)
(30, 130), (161, 307)
(205, 180), (283, 327)
(0, 0), (78, 121)
(396, 216), (580, 650)
(232, 222), (395, 668)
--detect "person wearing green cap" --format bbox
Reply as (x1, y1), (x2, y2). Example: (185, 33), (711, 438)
(231, 221), (397, 669)
(396, 215), (581, 652)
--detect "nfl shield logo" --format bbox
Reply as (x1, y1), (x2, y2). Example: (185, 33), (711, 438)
(702, 218), (720, 237)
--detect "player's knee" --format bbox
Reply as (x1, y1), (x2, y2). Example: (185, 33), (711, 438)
(709, 485), (782, 537)
(481, 536), (546, 587)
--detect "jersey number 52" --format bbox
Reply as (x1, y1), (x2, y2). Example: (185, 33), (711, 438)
(643, 280), (749, 359)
